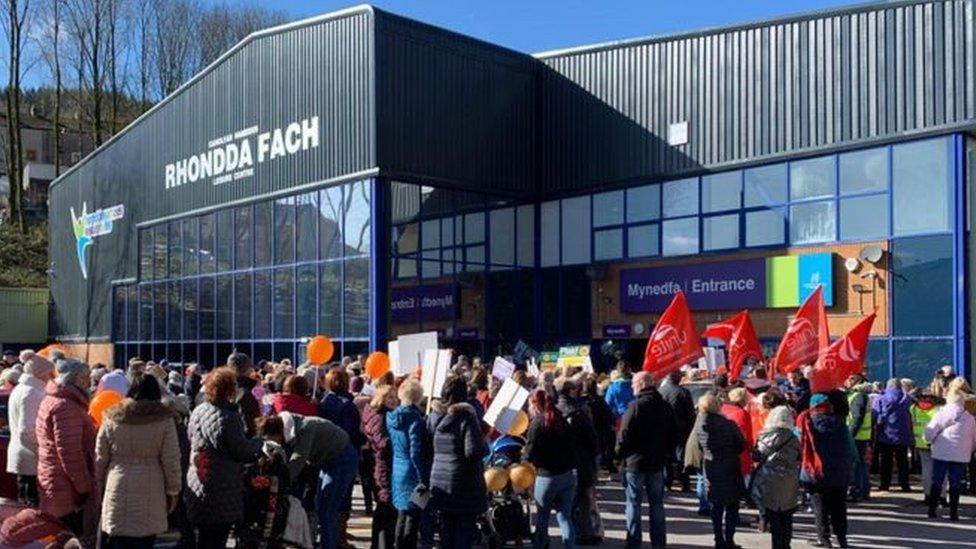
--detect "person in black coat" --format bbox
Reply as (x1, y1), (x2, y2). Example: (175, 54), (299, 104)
(616, 372), (677, 548)
(581, 374), (615, 471)
(429, 376), (488, 549)
(554, 377), (601, 544)
(226, 352), (261, 437)
(659, 369), (695, 492)
(695, 391), (746, 549)
(799, 393), (854, 548)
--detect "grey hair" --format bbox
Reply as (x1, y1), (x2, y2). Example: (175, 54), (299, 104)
(886, 378), (900, 389)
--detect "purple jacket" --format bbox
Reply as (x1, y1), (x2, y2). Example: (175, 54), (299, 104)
(872, 387), (913, 446)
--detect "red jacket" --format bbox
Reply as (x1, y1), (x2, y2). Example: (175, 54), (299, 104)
(272, 393), (319, 417)
(36, 382), (96, 518)
(721, 403), (753, 477)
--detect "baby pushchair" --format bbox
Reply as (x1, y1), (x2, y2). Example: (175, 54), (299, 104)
(479, 436), (532, 548)
(236, 455), (313, 549)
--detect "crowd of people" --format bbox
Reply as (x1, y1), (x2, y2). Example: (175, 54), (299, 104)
(0, 346), (974, 549)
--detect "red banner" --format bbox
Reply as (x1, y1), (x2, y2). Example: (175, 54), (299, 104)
(809, 312), (876, 393)
(772, 286), (830, 376)
(643, 291), (704, 378)
(728, 311), (764, 381)
(702, 311), (745, 342)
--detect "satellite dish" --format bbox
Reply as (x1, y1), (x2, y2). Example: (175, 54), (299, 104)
(859, 245), (883, 264)
(633, 322), (646, 336)
(844, 257), (861, 273)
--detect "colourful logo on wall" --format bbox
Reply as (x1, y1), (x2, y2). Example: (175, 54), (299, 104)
(70, 202), (125, 279)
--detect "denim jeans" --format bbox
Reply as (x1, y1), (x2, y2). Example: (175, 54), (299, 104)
(932, 459), (967, 491)
(317, 443), (359, 549)
(534, 470), (577, 549)
(624, 469), (666, 548)
(851, 440), (871, 499)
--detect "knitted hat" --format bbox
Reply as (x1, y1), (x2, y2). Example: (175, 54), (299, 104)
(24, 354), (54, 379)
(0, 369), (20, 385)
(810, 393), (830, 408)
(55, 359), (90, 386)
(18, 350), (35, 364)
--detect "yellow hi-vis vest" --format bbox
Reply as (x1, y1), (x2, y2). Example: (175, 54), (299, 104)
(847, 392), (872, 441)
(911, 403), (939, 450)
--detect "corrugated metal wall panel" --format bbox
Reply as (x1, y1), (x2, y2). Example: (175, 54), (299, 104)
(48, 9), (376, 340)
(538, 0), (976, 195)
(374, 11), (537, 199)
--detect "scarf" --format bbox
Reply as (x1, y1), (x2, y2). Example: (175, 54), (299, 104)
(796, 402), (831, 483)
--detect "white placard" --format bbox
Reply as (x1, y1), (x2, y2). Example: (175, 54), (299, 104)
(483, 378), (531, 434)
(556, 355), (594, 373)
(361, 383), (376, 397)
(704, 347), (726, 370)
(491, 356), (516, 381)
(388, 341), (401, 376)
(526, 357), (540, 377)
(422, 349), (452, 398)
(394, 331), (438, 376)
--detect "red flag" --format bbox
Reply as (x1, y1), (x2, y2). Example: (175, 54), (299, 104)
(643, 291), (703, 378)
(727, 311), (764, 381)
(810, 312), (876, 392)
(702, 311), (746, 342)
(772, 286), (830, 377)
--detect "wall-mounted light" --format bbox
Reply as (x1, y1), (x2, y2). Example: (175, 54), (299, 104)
(852, 283), (870, 314)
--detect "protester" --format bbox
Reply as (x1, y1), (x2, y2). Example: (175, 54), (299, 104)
(845, 374), (873, 502)
(185, 367), (265, 547)
(387, 379), (429, 549)
(912, 380), (945, 510)
(617, 371), (676, 548)
(923, 380), (976, 521)
(429, 376), (488, 549)
(6, 353), (54, 507)
(751, 405), (800, 549)
(226, 352), (261, 437)
(873, 378), (913, 492)
(659, 369), (695, 492)
(799, 393), (852, 548)
(254, 410), (356, 547)
(553, 377), (601, 544)
(525, 388), (578, 549)
(580, 373), (615, 474)
(272, 374), (319, 416)
(722, 388), (753, 484)
(604, 361), (635, 418)
(781, 370), (811, 413)
(695, 392), (745, 549)
(95, 375), (181, 548)
(363, 385), (397, 549)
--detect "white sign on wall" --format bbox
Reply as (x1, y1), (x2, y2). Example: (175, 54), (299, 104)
(668, 121), (689, 146)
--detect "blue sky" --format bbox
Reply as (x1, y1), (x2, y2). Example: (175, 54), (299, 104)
(265, 0), (860, 54)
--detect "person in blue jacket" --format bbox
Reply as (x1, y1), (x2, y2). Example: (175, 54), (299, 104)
(872, 378), (914, 492)
(387, 379), (429, 549)
(605, 360), (636, 418)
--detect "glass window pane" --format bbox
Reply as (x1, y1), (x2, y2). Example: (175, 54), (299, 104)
(464, 212), (485, 244)
(167, 281), (180, 341)
(215, 275), (232, 340)
(396, 257), (417, 279)
(662, 217), (699, 256)
(235, 206), (252, 269)
(182, 218), (198, 276)
(421, 251), (440, 279)
(866, 339), (890, 383)
(628, 224), (659, 258)
(139, 285), (152, 340)
(182, 278), (197, 341)
(296, 192), (318, 262)
(253, 272), (271, 339)
(702, 171), (741, 213)
(561, 196), (591, 265)
(790, 201), (836, 244)
(441, 217), (454, 247)
(140, 229), (153, 281)
(746, 209), (786, 247)
(745, 164), (788, 207)
(344, 257), (369, 338)
(840, 195), (889, 241)
(540, 201), (559, 267)
(153, 225), (167, 280)
(893, 138), (952, 235)
(153, 283), (166, 340)
(125, 286), (138, 341)
(168, 223), (181, 278)
(344, 180), (370, 255)
(198, 277), (214, 340)
(840, 147), (888, 194)
(627, 184), (660, 223)
(442, 249), (456, 275)
(490, 208), (515, 266)
(703, 214), (740, 251)
(319, 186), (343, 260)
(662, 177), (699, 218)
(274, 197), (295, 265)
(790, 156), (836, 200)
(421, 219), (440, 250)
(254, 202), (272, 267)
(234, 272), (251, 341)
(516, 204), (535, 268)
(319, 262), (341, 337)
(466, 245), (485, 271)
(893, 339), (953, 383)
(296, 265), (317, 338)
(216, 209), (233, 272)
(892, 235), (953, 336)
(594, 229), (623, 261)
(274, 268), (294, 338)
(593, 190), (624, 227)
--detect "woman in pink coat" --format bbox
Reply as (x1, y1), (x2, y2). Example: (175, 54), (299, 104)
(923, 381), (976, 521)
(35, 359), (96, 536)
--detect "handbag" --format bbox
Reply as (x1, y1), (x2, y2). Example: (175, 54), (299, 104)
(410, 483), (431, 510)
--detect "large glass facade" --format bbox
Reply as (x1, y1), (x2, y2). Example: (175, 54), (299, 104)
(114, 180), (373, 368)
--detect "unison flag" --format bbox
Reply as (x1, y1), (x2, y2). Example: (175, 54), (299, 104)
(643, 291), (703, 378)
(773, 286), (830, 376)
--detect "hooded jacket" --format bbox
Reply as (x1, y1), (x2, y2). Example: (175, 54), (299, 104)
(35, 381), (96, 518)
(604, 378), (635, 417)
(873, 387), (913, 446)
(751, 427), (800, 512)
(924, 401), (976, 463)
(387, 404), (429, 511)
(95, 399), (181, 537)
(7, 374), (47, 476)
(659, 380), (696, 447)
(800, 411), (853, 489)
(319, 391), (366, 447)
(616, 387), (677, 473)
(429, 403), (488, 516)
(362, 404), (393, 504)
(555, 395), (599, 485)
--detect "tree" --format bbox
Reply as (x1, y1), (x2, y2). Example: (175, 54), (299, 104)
(31, 0), (64, 175)
(64, 0), (109, 145)
(197, 2), (286, 69)
(2, 0), (32, 231)
(152, 0), (198, 97)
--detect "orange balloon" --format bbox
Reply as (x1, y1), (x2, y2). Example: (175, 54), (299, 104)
(365, 352), (391, 380)
(307, 335), (335, 366)
(507, 410), (530, 436)
(37, 343), (67, 360)
(89, 390), (123, 428)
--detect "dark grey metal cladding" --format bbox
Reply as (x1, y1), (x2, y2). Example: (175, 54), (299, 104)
(374, 10), (538, 200)
(537, 0), (976, 195)
(48, 7), (377, 341)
